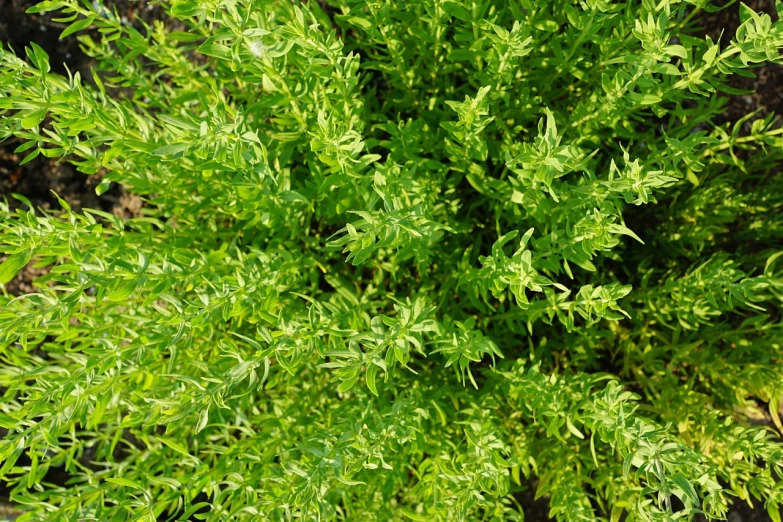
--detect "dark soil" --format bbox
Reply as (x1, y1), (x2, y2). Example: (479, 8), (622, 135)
(0, 141), (141, 294)
(699, 0), (783, 131)
(0, 0), (89, 76)
(1, 0), (782, 521)
(0, 144), (126, 214)
(699, 0), (783, 125)
(514, 482), (553, 521)
(0, 0), (119, 215)
(0, 0), (159, 217)
(0, 0), (146, 296)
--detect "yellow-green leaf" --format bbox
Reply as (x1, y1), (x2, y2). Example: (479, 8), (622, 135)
(106, 477), (144, 490)
(0, 251), (32, 284)
(158, 437), (191, 458)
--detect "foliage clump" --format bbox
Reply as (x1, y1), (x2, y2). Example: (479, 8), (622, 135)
(1, 0), (783, 520)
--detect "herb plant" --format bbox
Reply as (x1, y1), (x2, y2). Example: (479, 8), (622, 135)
(1, 0), (783, 520)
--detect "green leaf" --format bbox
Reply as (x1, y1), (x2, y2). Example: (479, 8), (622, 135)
(638, 94), (662, 105)
(686, 169), (700, 186)
(106, 477), (144, 490)
(26, 42), (50, 72)
(26, 1), (67, 14)
(195, 408), (209, 434)
(338, 371), (361, 393)
(152, 143), (190, 156)
(442, 1), (471, 22)
(0, 437), (25, 478)
(365, 364), (379, 396)
(400, 507), (430, 521)
(158, 437), (191, 458)
(60, 17), (94, 39)
(0, 251), (32, 284)
(19, 148), (40, 165)
(20, 109), (47, 129)
(703, 44), (719, 65)
(607, 223), (644, 244)
(765, 251), (783, 275)
(566, 417), (585, 439)
(671, 473), (700, 506)
(665, 45), (688, 59)
(770, 396), (782, 433)
(107, 279), (136, 302)
(344, 16), (373, 30)
(768, 501), (781, 522)
(197, 42), (230, 58)
(0, 413), (17, 430)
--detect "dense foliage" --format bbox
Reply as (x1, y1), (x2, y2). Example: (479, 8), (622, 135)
(1, 0), (783, 520)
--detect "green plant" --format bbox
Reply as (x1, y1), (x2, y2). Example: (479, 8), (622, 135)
(1, 0), (783, 520)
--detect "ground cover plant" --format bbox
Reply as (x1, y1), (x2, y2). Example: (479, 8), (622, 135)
(1, 0), (783, 520)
